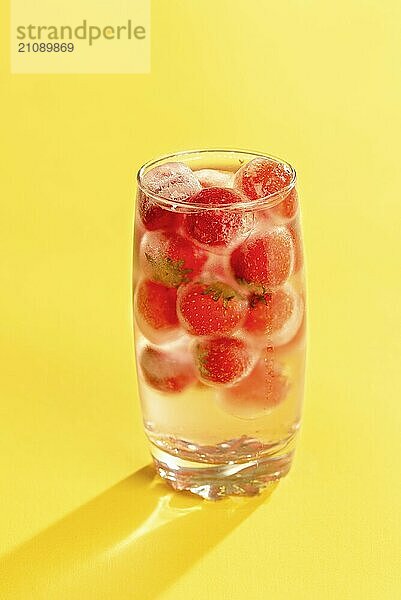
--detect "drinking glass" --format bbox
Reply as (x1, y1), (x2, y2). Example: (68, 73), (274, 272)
(133, 149), (306, 499)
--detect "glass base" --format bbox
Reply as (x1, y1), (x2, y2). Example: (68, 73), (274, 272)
(151, 445), (294, 500)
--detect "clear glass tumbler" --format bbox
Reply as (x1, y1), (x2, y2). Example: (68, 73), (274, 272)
(133, 149), (306, 499)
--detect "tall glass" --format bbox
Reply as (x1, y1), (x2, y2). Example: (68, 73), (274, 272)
(133, 150), (306, 499)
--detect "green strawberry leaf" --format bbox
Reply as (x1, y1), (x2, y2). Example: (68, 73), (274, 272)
(145, 252), (192, 287)
(196, 345), (211, 378)
(201, 282), (240, 309)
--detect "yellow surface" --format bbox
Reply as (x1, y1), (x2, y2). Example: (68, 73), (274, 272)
(0, 1), (400, 598)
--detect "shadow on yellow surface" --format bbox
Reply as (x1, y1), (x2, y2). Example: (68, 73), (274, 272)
(0, 465), (277, 600)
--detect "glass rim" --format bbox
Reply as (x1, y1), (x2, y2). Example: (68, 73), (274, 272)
(136, 148), (297, 212)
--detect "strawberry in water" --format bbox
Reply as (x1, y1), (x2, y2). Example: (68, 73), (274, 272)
(139, 162), (201, 231)
(273, 188), (298, 222)
(141, 231), (207, 287)
(230, 226), (293, 291)
(178, 281), (246, 336)
(218, 353), (289, 419)
(234, 157), (293, 200)
(195, 169), (234, 189)
(234, 157), (297, 223)
(244, 284), (304, 347)
(194, 336), (251, 385)
(184, 187), (249, 248)
(139, 345), (196, 393)
(138, 191), (179, 232)
(135, 279), (180, 343)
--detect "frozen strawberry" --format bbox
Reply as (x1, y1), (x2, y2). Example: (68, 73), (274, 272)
(141, 231), (207, 287)
(135, 279), (180, 343)
(273, 188), (298, 222)
(184, 188), (248, 248)
(245, 289), (291, 336)
(139, 345), (196, 393)
(230, 227), (293, 290)
(218, 354), (289, 419)
(244, 284), (304, 346)
(195, 169), (234, 189)
(194, 336), (251, 385)
(138, 191), (180, 232)
(252, 189), (298, 225)
(141, 161), (201, 201)
(234, 157), (293, 200)
(178, 281), (246, 336)
(287, 221), (304, 273)
(139, 162), (201, 231)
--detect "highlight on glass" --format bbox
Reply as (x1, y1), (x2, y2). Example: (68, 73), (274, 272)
(133, 149), (306, 499)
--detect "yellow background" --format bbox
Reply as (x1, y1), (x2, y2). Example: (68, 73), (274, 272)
(0, 1), (400, 598)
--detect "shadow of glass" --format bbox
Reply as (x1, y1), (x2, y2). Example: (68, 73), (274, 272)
(0, 465), (278, 600)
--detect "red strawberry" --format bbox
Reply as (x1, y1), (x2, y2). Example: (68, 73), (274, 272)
(194, 336), (251, 385)
(141, 231), (207, 287)
(244, 284), (304, 346)
(218, 352), (289, 419)
(273, 188), (298, 222)
(139, 345), (196, 393)
(135, 279), (179, 343)
(254, 190), (298, 225)
(230, 227), (293, 291)
(234, 157), (293, 200)
(178, 281), (246, 336)
(138, 191), (181, 232)
(287, 220), (304, 274)
(139, 162), (201, 231)
(184, 187), (248, 247)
